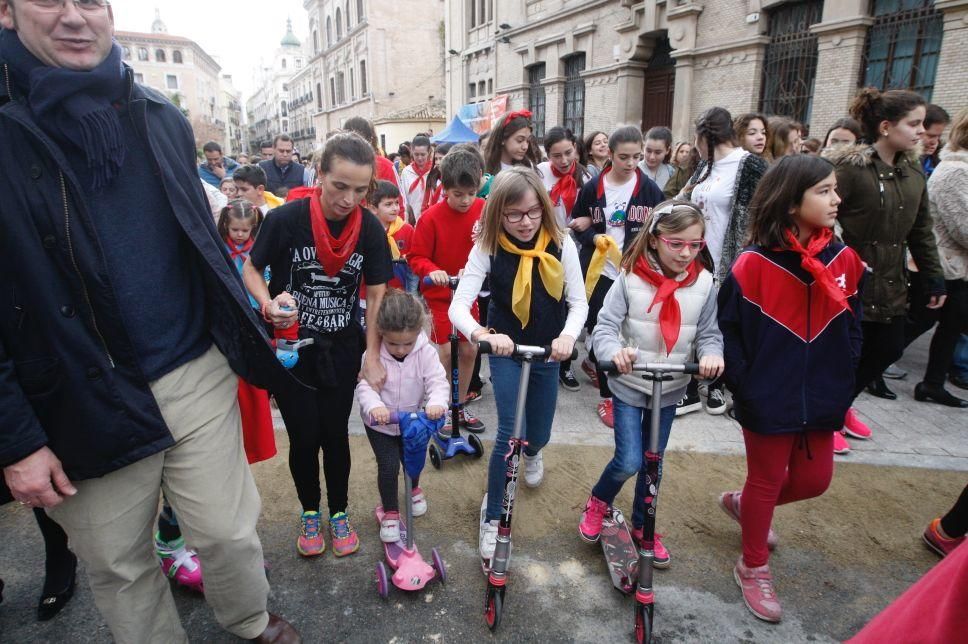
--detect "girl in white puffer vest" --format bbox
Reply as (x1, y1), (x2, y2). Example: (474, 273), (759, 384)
(578, 200), (724, 567)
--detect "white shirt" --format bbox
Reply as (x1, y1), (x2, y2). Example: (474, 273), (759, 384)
(690, 147), (747, 269)
(449, 235), (589, 342)
(536, 161), (592, 230)
(637, 162), (675, 192)
(400, 164), (428, 221)
(602, 172), (636, 280)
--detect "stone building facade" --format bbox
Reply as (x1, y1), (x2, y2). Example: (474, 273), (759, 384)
(245, 20), (309, 152)
(444, 0), (968, 143)
(296, 0), (447, 153)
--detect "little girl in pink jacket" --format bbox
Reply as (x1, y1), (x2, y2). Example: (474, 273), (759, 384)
(356, 289), (449, 543)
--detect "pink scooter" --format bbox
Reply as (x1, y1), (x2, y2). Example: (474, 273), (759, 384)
(373, 411), (447, 597)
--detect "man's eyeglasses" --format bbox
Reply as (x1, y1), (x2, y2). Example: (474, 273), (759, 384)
(27, 0), (109, 13)
(657, 236), (706, 252)
(502, 206), (543, 224)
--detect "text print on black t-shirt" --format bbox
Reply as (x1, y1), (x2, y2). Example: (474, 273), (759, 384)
(289, 246), (364, 332)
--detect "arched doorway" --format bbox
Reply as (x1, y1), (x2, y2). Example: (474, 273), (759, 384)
(641, 36), (675, 131)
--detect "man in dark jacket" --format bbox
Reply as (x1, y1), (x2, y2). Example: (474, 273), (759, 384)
(0, 3), (299, 642)
(258, 134), (310, 193)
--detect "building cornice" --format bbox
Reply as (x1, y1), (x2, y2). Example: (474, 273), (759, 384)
(671, 35), (770, 60)
(809, 16), (875, 37)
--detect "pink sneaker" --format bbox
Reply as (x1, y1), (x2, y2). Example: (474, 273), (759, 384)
(155, 534), (204, 593)
(717, 491), (778, 550)
(923, 518), (965, 558)
(833, 430), (851, 455)
(631, 526), (672, 568)
(297, 511), (325, 557)
(578, 495), (608, 543)
(329, 512), (360, 557)
(843, 407), (872, 439)
(734, 556), (782, 623)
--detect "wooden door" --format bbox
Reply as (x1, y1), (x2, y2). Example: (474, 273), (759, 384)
(642, 66), (675, 131)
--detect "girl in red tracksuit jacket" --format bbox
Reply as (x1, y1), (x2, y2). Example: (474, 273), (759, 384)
(716, 155), (865, 624)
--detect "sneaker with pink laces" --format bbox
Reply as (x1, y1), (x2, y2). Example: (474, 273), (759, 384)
(597, 399), (614, 428)
(734, 556), (782, 623)
(579, 495), (609, 543)
(717, 491), (779, 550)
(843, 407), (872, 439)
(833, 429), (851, 455)
(923, 517), (965, 558)
(630, 526), (671, 568)
(297, 511), (325, 557)
(329, 512), (360, 557)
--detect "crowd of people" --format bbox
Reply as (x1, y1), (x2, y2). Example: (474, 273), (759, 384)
(1, 2), (967, 642)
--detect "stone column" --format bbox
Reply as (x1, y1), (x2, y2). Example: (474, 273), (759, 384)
(809, 15), (873, 134)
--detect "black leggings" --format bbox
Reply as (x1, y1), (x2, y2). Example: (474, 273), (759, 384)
(940, 484), (968, 539)
(365, 426), (419, 513)
(469, 294), (490, 393)
(907, 280), (968, 386)
(586, 275), (614, 399)
(854, 316), (907, 397)
(274, 337), (361, 515)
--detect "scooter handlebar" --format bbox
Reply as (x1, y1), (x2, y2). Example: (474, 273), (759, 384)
(596, 361), (700, 375)
(477, 341), (578, 361)
(422, 275), (460, 289)
(369, 411), (418, 425)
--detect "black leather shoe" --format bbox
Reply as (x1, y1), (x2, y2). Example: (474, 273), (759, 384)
(37, 551), (77, 622)
(950, 374), (968, 391)
(914, 382), (968, 408)
(866, 377), (897, 400)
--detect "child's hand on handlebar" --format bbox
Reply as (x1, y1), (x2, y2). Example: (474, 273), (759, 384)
(480, 333), (514, 356)
(429, 270), (450, 286)
(698, 355), (725, 380)
(425, 405), (446, 420)
(550, 334), (576, 362)
(369, 407), (391, 425)
(611, 347), (639, 374)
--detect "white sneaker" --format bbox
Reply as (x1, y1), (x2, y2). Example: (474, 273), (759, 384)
(479, 494), (498, 561)
(523, 451), (544, 487)
(380, 514), (401, 543)
(411, 488), (427, 517)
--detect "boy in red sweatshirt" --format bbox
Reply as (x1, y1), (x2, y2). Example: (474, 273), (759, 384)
(408, 149), (486, 432)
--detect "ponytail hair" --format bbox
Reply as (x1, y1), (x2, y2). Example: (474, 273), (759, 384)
(849, 87), (926, 144)
(694, 107), (735, 186)
(217, 199), (263, 241)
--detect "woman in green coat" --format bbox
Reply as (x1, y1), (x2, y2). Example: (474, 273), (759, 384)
(826, 88), (947, 450)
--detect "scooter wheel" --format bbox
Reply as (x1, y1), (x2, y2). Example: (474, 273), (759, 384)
(634, 602), (652, 644)
(484, 585), (504, 631)
(429, 444), (442, 469)
(431, 548), (447, 584)
(375, 562), (389, 600)
(468, 433), (484, 459)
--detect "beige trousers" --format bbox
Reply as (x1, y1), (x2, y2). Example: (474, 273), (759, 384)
(49, 345), (270, 643)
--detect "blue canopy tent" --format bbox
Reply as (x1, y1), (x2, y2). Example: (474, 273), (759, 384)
(431, 116), (480, 144)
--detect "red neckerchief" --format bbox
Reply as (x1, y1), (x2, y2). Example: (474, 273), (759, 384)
(784, 228), (851, 314)
(287, 186), (316, 202)
(226, 237), (255, 262)
(309, 188), (363, 277)
(596, 165), (642, 199)
(407, 158), (432, 194)
(550, 161), (578, 214)
(422, 180), (443, 212)
(632, 256), (703, 356)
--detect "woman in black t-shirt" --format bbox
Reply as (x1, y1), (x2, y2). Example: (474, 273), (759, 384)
(244, 133), (393, 558)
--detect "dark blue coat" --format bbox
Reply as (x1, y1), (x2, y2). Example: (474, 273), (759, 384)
(0, 60), (299, 480)
(717, 243), (866, 435)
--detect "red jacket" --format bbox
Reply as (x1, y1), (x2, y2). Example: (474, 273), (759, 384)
(408, 198), (484, 307)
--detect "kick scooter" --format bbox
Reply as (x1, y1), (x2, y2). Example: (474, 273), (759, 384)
(421, 276), (484, 468)
(480, 341), (578, 631)
(597, 359), (699, 644)
(273, 305), (314, 368)
(372, 411), (447, 598)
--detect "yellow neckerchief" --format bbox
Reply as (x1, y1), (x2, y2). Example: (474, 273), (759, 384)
(585, 234), (622, 300)
(264, 191), (285, 209)
(386, 217), (405, 259)
(498, 228), (564, 328)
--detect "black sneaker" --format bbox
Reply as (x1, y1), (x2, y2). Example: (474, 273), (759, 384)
(460, 409), (486, 433)
(559, 368), (581, 391)
(704, 387), (728, 415)
(675, 391), (702, 416)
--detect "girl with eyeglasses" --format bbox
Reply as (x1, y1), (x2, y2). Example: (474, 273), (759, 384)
(570, 125), (665, 429)
(448, 167), (588, 563)
(578, 200), (723, 569)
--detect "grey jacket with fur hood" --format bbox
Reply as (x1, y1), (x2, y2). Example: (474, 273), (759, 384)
(927, 146), (968, 281)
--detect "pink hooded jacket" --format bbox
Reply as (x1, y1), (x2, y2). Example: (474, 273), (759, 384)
(356, 332), (449, 436)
